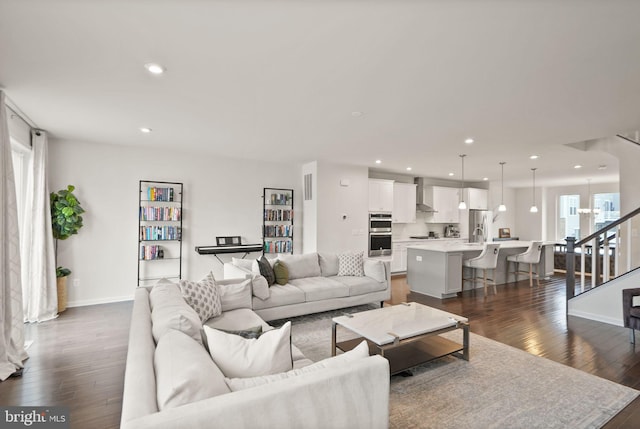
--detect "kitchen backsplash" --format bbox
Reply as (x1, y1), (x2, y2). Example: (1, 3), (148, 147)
(392, 212), (458, 239)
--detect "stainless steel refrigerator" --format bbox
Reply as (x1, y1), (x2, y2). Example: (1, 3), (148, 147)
(468, 209), (493, 243)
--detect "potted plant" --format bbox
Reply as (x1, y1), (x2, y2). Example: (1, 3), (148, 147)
(50, 185), (85, 312)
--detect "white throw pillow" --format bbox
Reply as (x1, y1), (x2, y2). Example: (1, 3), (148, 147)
(219, 278), (252, 312)
(225, 340), (370, 391)
(179, 272), (222, 322)
(204, 321), (292, 378)
(633, 296), (640, 307)
(232, 257), (254, 271)
(251, 274), (270, 300)
(363, 259), (386, 283)
(337, 251), (365, 276)
(155, 329), (230, 410)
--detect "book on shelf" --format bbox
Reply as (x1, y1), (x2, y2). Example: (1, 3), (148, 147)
(139, 225), (182, 241)
(263, 224), (293, 238)
(263, 209), (293, 221)
(139, 206), (181, 221)
(263, 239), (292, 254)
(146, 186), (176, 202)
(269, 192), (291, 205)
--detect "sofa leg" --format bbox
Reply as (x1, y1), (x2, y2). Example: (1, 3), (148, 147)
(380, 301), (384, 308)
(630, 329), (636, 344)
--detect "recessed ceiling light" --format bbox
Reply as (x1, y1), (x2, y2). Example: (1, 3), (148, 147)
(574, 164), (582, 169)
(448, 172), (455, 176)
(530, 155), (539, 160)
(464, 138), (474, 144)
(483, 177), (489, 181)
(140, 127), (152, 133)
(375, 160), (382, 164)
(351, 111), (363, 117)
(145, 63), (165, 75)
(406, 167), (412, 171)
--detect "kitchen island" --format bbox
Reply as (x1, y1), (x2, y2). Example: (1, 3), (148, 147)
(406, 241), (554, 299)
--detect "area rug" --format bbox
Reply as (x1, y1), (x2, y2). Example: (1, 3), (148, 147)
(272, 306), (639, 429)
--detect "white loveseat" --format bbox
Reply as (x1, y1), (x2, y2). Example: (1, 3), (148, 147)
(223, 252), (391, 321)
(121, 279), (390, 429)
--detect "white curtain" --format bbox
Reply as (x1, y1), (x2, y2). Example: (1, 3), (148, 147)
(21, 130), (57, 322)
(0, 90), (28, 381)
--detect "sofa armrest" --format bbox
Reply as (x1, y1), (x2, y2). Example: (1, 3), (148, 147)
(122, 355), (390, 429)
(622, 288), (640, 327)
(223, 262), (252, 280)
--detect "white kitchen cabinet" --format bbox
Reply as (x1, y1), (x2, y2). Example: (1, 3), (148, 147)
(424, 186), (460, 223)
(464, 188), (489, 210)
(392, 182), (417, 223)
(391, 242), (409, 273)
(368, 179), (394, 212)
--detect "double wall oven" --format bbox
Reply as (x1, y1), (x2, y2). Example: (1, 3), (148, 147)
(368, 213), (392, 256)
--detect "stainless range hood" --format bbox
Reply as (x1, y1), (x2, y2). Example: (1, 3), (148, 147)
(414, 177), (436, 212)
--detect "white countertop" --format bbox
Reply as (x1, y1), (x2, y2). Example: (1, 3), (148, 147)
(393, 237), (466, 243)
(406, 240), (555, 253)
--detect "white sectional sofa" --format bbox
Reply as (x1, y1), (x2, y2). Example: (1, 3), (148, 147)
(223, 252), (391, 321)
(121, 279), (390, 429)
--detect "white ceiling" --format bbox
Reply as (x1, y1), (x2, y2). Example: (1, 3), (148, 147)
(1, 0), (639, 187)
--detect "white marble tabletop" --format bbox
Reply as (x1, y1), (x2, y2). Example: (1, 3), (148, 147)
(333, 302), (467, 346)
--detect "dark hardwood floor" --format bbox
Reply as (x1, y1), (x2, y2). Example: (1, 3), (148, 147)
(1, 274), (639, 428)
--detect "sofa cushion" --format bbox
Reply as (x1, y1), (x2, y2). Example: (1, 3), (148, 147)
(204, 308), (271, 332)
(252, 284), (306, 310)
(155, 329), (230, 410)
(630, 307), (640, 318)
(204, 321), (293, 378)
(150, 283), (203, 345)
(179, 272), (222, 322)
(289, 277), (350, 302)
(273, 260), (289, 285)
(224, 340), (370, 391)
(251, 274), (270, 300)
(337, 251), (365, 276)
(332, 275), (387, 296)
(279, 253), (321, 280)
(319, 253), (340, 277)
(231, 257), (254, 271)
(219, 278), (252, 312)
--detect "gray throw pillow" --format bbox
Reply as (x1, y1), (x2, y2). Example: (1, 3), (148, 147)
(257, 256), (276, 286)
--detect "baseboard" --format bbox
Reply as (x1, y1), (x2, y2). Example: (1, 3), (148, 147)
(67, 295), (134, 308)
(567, 308), (623, 327)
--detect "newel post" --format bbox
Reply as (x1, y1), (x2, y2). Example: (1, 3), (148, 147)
(566, 237), (576, 304)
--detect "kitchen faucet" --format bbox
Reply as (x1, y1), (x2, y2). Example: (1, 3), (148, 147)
(472, 226), (485, 244)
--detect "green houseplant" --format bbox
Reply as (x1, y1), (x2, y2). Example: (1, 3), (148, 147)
(50, 184), (85, 312)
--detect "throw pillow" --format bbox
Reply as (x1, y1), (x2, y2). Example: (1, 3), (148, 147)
(225, 340), (370, 391)
(179, 272), (222, 322)
(337, 251), (365, 276)
(633, 296), (640, 307)
(257, 255), (276, 286)
(155, 329), (230, 410)
(251, 274), (270, 300)
(219, 278), (252, 312)
(273, 260), (289, 285)
(216, 325), (263, 339)
(203, 321), (292, 378)
(231, 257), (254, 271)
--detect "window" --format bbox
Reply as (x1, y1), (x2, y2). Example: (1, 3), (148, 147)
(558, 194), (580, 240)
(593, 192), (620, 231)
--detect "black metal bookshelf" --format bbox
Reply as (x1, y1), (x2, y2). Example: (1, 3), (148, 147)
(262, 187), (293, 255)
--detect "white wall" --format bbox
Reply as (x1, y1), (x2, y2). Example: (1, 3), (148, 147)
(49, 139), (301, 306)
(315, 162), (368, 253)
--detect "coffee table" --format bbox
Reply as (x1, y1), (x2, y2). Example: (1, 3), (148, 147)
(331, 302), (469, 375)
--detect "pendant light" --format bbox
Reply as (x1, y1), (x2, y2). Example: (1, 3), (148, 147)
(458, 154), (467, 209)
(529, 168), (538, 213)
(498, 162), (507, 212)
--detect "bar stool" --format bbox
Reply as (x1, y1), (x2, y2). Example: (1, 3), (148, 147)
(463, 243), (501, 295)
(506, 241), (543, 287)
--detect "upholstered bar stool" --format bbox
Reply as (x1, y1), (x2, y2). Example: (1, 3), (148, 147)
(463, 243), (501, 295)
(506, 241), (543, 287)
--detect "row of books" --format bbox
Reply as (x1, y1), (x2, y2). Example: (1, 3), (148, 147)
(263, 225), (293, 237)
(264, 209), (293, 221)
(140, 226), (182, 241)
(268, 193), (292, 205)
(145, 187), (176, 202)
(264, 240), (292, 254)
(139, 245), (165, 260)
(139, 206), (182, 221)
